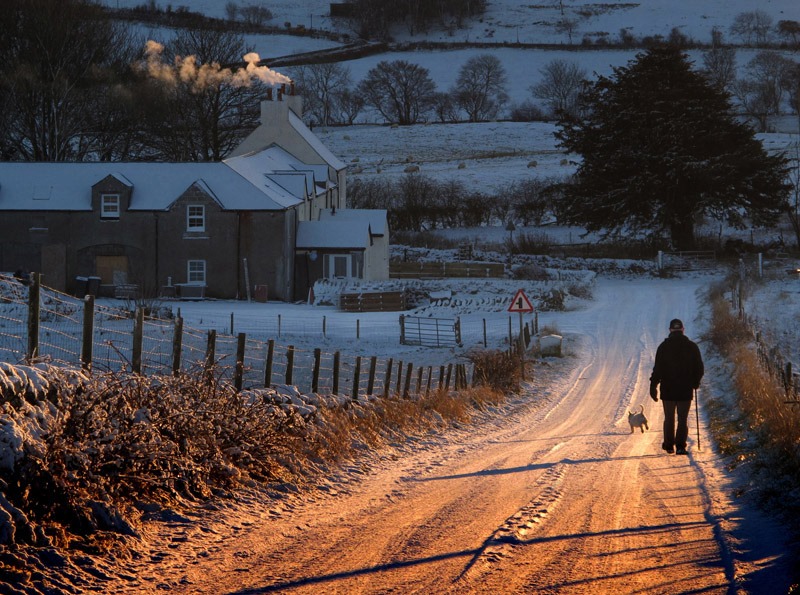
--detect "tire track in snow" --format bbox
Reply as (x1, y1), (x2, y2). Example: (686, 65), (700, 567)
(452, 462), (568, 588)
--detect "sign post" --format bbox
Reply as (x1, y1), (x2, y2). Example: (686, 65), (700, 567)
(508, 289), (534, 381)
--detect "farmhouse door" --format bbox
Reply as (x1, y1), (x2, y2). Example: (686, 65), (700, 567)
(96, 255), (129, 285)
(325, 254), (351, 279)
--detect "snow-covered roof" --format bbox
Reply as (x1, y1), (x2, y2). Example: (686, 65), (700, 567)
(225, 145), (335, 207)
(289, 111), (346, 171)
(318, 208), (388, 236)
(0, 149), (324, 212)
(296, 219), (371, 250)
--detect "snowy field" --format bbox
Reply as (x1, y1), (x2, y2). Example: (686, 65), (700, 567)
(104, 0), (800, 46)
(107, 0), (800, 135)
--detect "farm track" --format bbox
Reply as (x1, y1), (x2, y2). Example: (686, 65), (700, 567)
(105, 276), (781, 594)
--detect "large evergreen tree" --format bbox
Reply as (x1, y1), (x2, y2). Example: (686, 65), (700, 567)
(555, 46), (791, 249)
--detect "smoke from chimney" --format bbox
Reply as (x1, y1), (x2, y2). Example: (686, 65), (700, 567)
(139, 41), (291, 92)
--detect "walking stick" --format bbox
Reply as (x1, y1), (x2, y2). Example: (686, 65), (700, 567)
(694, 388), (701, 452)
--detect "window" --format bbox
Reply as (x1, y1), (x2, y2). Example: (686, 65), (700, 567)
(187, 260), (206, 285)
(187, 205), (205, 232)
(324, 254), (351, 279)
(101, 194), (120, 219)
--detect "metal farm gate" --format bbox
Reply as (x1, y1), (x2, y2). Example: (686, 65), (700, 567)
(400, 315), (461, 347)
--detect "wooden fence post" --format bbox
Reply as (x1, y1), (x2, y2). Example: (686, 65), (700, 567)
(332, 351), (341, 394)
(312, 348), (321, 393)
(455, 317), (461, 345)
(367, 356), (377, 396)
(264, 339), (274, 387)
(439, 365), (445, 391)
(785, 362), (793, 396)
(384, 357), (393, 397)
(416, 365), (423, 395)
(426, 366), (433, 396)
(403, 362), (413, 398)
(80, 295), (94, 371)
(396, 360), (404, 395)
(132, 307), (144, 374)
(234, 333), (246, 392)
(26, 272), (41, 361)
(352, 356), (361, 400)
(205, 329), (216, 382)
(171, 316), (183, 376)
(285, 345), (295, 385)
(399, 315), (405, 345)
(483, 319), (487, 348)
(445, 363), (453, 390)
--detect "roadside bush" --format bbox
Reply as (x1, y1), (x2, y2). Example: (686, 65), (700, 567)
(508, 101), (547, 122)
(508, 231), (554, 255)
(537, 288), (567, 311)
(391, 230), (462, 250)
(705, 284), (800, 530)
(512, 263), (552, 281)
(466, 349), (521, 392)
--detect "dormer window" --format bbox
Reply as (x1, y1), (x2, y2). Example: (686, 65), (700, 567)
(187, 205), (205, 232)
(101, 194), (120, 219)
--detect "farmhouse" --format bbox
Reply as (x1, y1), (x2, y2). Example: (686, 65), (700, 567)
(0, 87), (388, 301)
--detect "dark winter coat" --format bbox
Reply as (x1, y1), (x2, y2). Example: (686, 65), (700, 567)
(649, 331), (704, 401)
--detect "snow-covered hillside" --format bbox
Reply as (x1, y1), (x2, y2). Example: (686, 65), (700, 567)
(105, 0), (800, 46)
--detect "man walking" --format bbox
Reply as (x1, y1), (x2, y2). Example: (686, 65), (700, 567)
(650, 319), (704, 455)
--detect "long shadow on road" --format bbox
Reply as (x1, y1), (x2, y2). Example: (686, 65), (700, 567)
(226, 520), (714, 595)
(227, 547), (482, 594)
(410, 453), (663, 482)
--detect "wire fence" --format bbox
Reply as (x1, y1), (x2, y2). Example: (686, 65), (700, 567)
(731, 279), (800, 405)
(0, 275), (474, 398)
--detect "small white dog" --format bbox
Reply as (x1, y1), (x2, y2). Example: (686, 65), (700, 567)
(628, 405), (649, 433)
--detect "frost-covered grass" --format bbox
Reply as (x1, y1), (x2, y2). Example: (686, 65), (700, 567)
(0, 352), (513, 592)
(704, 282), (800, 528)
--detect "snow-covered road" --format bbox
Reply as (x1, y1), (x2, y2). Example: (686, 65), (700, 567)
(114, 277), (793, 594)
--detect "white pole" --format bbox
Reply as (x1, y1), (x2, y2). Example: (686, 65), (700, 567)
(518, 311), (525, 381)
(243, 258), (252, 302)
(694, 388), (701, 451)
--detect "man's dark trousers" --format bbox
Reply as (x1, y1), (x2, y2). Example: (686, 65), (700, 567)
(662, 399), (692, 450)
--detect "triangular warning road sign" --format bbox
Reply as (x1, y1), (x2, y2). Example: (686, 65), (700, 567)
(508, 288), (534, 313)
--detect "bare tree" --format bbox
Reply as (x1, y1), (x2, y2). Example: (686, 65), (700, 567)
(702, 46), (737, 92)
(431, 92), (460, 123)
(785, 142), (800, 248)
(733, 51), (795, 131)
(453, 54), (509, 122)
(785, 60), (800, 132)
(0, 0), (139, 161)
(531, 59), (587, 119)
(358, 60), (437, 125)
(292, 63), (353, 126)
(336, 88), (365, 125)
(556, 18), (579, 44)
(135, 29), (281, 161)
(730, 10), (773, 45)
(777, 20), (800, 48)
